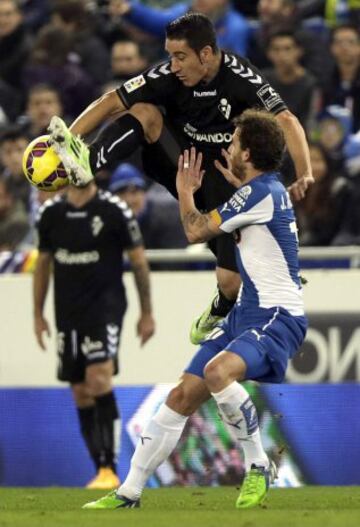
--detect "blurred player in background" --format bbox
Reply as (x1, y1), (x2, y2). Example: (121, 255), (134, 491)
(33, 181), (155, 489)
(83, 110), (307, 509)
(48, 13), (312, 345)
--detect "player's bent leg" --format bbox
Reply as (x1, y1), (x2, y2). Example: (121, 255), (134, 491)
(204, 352), (275, 509)
(83, 373), (210, 510)
(49, 104), (163, 186)
(84, 360), (121, 490)
(190, 268), (240, 345)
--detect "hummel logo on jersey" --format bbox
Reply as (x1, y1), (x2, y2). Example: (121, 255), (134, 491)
(193, 89), (217, 97)
(81, 336), (103, 356)
(147, 63), (171, 79)
(218, 98), (231, 120)
(96, 146), (106, 169)
(224, 54), (263, 85)
(91, 215), (104, 237)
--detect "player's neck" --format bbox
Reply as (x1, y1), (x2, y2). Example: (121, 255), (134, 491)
(243, 166), (265, 184)
(202, 52), (222, 84)
(66, 183), (97, 208)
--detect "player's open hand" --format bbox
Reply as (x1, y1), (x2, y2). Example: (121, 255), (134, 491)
(176, 147), (205, 195)
(137, 313), (155, 347)
(34, 315), (51, 351)
(287, 173), (315, 201)
(214, 148), (239, 188)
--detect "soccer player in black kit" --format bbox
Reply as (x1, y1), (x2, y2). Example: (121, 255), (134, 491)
(48, 13), (313, 343)
(33, 181), (155, 489)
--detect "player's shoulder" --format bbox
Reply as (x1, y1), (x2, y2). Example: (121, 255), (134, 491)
(223, 52), (264, 86)
(122, 60), (174, 93)
(97, 190), (134, 218)
(36, 194), (64, 223)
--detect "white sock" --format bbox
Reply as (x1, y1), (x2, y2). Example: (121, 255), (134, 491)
(117, 404), (188, 500)
(211, 381), (268, 472)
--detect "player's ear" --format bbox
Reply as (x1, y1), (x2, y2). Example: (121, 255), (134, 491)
(199, 46), (213, 64)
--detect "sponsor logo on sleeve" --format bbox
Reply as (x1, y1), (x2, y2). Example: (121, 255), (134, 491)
(123, 74), (146, 93)
(229, 185), (252, 212)
(256, 84), (283, 111)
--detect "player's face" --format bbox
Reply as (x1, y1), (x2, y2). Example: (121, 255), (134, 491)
(0, 138), (28, 176)
(229, 129), (248, 181)
(166, 39), (208, 87)
(27, 91), (63, 130)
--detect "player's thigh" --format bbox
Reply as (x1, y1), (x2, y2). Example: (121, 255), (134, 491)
(184, 326), (230, 379)
(208, 233), (238, 273)
(56, 329), (87, 384)
(142, 117), (190, 200)
(85, 359), (114, 395)
(166, 373), (211, 416)
(71, 381), (94, 407)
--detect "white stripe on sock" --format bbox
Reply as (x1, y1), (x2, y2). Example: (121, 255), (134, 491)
(107, 129), (134, 153)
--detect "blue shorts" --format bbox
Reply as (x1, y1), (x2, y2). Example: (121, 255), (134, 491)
(185, 306), (307, 384)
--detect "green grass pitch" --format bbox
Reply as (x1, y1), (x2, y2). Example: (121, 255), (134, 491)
(1, 487), (359, 527)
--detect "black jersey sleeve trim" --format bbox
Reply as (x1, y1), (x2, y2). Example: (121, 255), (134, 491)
(271, 104), (288, 116)
(116, 88), (130, 109)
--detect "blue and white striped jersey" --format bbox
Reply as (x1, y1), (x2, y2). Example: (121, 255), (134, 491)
(211, 172), (304, 316)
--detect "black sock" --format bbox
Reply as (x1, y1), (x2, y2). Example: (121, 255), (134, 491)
(95, 391), (120, 472)
(89, 113), (145, 172)
(210, 287), (236, 317)
(77, 405), (102, 470)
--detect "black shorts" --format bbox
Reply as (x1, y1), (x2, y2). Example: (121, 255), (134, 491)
(56, 323), (122, 384)
(142, 119), (238, 273)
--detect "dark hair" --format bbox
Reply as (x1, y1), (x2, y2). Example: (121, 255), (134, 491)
(234, 110), (285, 171)
(27, 83), (61, 100)
(0, 126), (29, 147)
(330, 23), (360, 43)
(266, 29), (301, 49)
(166, 13), (218, 54)
(52, 0), (90, 30)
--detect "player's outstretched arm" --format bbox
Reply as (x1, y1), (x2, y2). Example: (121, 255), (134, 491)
(33, 251), (52, 351)
(275, 109), (314, 201)
(127, 246), (155, 346)
(176, 147), (221, 244)
(69, 90), (126, 137)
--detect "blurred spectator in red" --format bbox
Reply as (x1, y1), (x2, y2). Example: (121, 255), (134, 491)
(0, 178), (30, 251)
(109, 163), (188, 249)
(322, 24), (360, 132)
(18, 84), (64, 139)
(106, 0), (250, 56)
(51, 0), (110, 87)
(295, 142), (351, 245)
(0, 0), (32, 90)
(0, 126), (30, 211)
(263, 30), (320, 132)
(22, 25), (96, 119)
(248, 0), (332, 84)
(111, 39), (147, 83)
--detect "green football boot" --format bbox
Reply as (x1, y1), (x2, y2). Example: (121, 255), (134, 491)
(48, 116), (94, 187)
(190, 292), (223, 345)
(236, 461), (277, 509)
(82, 490), (140, 510)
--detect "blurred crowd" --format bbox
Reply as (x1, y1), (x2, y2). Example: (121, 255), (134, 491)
(0, 0), (360, 251)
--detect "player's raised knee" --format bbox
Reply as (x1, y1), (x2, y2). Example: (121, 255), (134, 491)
(166, 385), (197, 416)
(130, 103), (163, 143)
(203, 359), (229, 392)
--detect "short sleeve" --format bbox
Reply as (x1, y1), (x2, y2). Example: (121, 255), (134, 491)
(36, 204), (53, 253)
(117, 61), (175, 108)
(107, 196), (144, 249)
(227, 55), (287, 115)
(210, 183), (274, 233)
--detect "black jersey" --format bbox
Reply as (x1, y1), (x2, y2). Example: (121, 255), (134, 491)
(37, 190), (143, 330)
(118, 52), (287, 154)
